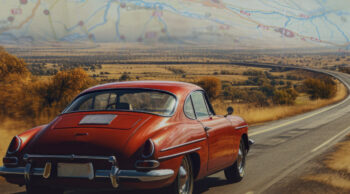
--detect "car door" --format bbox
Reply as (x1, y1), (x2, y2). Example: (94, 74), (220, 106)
(190, 91), (235, 173)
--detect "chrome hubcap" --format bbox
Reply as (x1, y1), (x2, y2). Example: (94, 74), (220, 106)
(237, 142), (245, 176)
(178, 157), (191, 194)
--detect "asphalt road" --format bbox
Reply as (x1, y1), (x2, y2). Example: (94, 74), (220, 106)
(2, 69), (350, 194)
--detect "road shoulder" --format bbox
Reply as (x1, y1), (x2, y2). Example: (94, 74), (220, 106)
(264, 135), (350, 194)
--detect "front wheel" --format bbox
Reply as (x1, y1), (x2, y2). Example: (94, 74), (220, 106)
(26, 184), (64, 194)
(224, 139), (246, 183)
(168, 155), (194, 194)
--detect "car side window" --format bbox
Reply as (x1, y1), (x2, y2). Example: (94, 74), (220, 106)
(184, 97), (196, 119)
(191, 91), (210, 118)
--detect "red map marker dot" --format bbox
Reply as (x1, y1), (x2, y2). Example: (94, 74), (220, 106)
(120, 2), (126, 8)
(20, 0), (27, 5)
(88, 34), (94, 39)
(7, 16), (14, 22)
(43, 9), (50, 15)
(161, 28), (167, 33)
(78, 21), (84, 26)
(120, 35), (125, 40)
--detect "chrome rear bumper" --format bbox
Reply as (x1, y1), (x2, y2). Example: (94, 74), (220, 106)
(0, 154), (174, 188)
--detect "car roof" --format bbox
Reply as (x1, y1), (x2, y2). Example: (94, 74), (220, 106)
(81, 81), (202, 97)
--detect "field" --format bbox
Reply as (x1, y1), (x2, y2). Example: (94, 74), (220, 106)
(2, 43), (349, 124)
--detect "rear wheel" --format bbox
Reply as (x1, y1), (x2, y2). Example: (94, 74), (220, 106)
(168, 155), (194, 194)
(26, 185), (64, 194)
(224, 139), (246, 183)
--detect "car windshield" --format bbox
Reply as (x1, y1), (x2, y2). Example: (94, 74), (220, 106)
(63, 89), (177, 116)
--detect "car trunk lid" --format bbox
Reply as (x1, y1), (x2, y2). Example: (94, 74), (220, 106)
(29, 112), (153, 156)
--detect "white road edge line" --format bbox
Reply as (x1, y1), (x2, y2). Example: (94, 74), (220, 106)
(250, 73), (350, 137)
(311, 126), (350, 153)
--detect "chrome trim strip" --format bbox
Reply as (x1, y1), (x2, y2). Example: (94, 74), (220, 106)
(95, 170), (110, 178)
(7, 136), (22, 154)
(160, 138), (206, 152)
(235, 125), (248, 130)
(0, 166), (174, 183)
(0, 166), (26, 175)
(118, 169), (174, 182)
(23, 154), (116, 162)
(0, 167), (45, 176)
(32, 167), (45, 176)
(158, 147), (201, 160)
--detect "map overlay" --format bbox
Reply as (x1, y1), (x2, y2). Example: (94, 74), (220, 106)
(0, 0), (349, 49)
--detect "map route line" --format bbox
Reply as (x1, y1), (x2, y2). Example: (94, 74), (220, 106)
(49, 0), (61, 10)
(0, 0), (41, 34)
(224, 6), (350, 48)
(0, 0), (349, 49)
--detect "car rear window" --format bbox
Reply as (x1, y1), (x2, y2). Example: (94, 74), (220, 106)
(63, 89), (177, 116)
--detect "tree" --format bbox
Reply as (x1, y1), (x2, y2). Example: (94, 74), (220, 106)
(0, 49), (95, 122)
(197, 77), (222, 100)
(273, 88), (298, 105)
(42, 68), (95, 108)
(119, 72), (131, 81)
(0, 46), (29, 81)
(246, 90), (269, 107)
(303, 78), (336, 99)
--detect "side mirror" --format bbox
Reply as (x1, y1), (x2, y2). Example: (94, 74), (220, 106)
(226, 106), (234, 117)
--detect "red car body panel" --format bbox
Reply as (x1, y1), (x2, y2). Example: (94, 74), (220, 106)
(1, 81), (249, 190)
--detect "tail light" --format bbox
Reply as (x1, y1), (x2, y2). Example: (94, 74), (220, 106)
(7, 136), (22, 154)
(3, 157), (18, 166)
(142, 139), (155, 159)
(135, 160), (160, 169)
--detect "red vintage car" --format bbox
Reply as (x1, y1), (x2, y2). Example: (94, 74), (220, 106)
(0, 81), (253, 194)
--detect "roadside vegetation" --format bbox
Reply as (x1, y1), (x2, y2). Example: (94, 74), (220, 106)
(0, 47), (95, 126)
(270, 135), (350, 193)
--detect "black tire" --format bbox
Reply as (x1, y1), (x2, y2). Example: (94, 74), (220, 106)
(26, 185), (64, 194)
(224, 139), (246, 183)
(168, 155), (194, 194)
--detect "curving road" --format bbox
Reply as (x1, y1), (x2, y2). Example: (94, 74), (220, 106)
(1, 68), (350, 194)
(195, 68), (350, 194)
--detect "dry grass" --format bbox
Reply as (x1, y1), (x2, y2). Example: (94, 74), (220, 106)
(300, 135), (350, 191)
(303, 173), (350, 190)
(213, 80), (347, 125)
(93, 64), (274, 83)
(324, 137), (350, 173)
